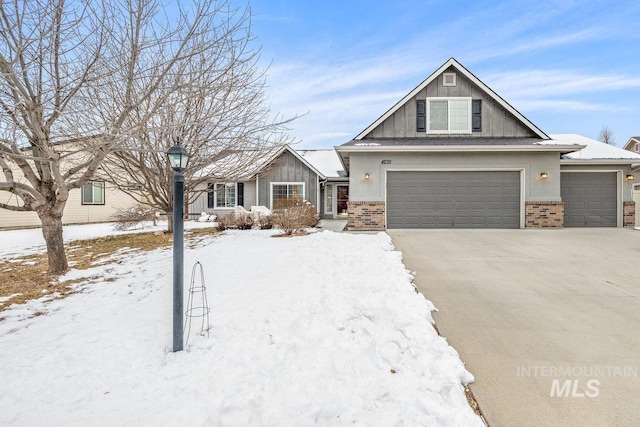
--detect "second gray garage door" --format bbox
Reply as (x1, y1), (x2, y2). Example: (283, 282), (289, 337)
(561, 172), (617, 227)
(387, 171), (521, 228)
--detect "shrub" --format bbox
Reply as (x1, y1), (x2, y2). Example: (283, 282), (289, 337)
(216, 213), (236, 232)
(111, 205), (157, 231)
(236, 213), (254, 230)
(271, 198), (320, 235)
(256, 214), (273, 230)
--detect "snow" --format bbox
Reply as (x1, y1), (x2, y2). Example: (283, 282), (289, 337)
(546, 134), (640, 160)
(297, 149), (345, 178)
(0, 225), (482, 426)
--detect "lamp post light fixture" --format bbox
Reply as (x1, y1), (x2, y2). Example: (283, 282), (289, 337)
(166, 138), (190, 352)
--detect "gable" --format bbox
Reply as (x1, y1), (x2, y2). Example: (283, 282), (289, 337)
(261, 150), (320, 182)
(356, 58), (547, 140)
(624, 137), (640, 153)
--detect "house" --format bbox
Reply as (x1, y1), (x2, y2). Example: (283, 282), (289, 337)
(624, 136), (640, 155)
(623, 136), (640, 226)
(0, 143), (140, 230)
(189, 145), (348, 219)
(335, 58), (640, 230)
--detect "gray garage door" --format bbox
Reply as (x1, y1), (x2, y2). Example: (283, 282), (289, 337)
(387, 171), (521, 229)
(561, 172), (617, 227)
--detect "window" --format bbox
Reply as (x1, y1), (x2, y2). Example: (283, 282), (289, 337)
(271, 182), (304, 208)
(325, 184), (333, 214)
(427, 97), (471, 134)
(213, 182), (236, 208)
(81, 182), (105, 205)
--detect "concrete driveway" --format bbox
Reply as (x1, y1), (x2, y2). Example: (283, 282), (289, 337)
(387, 228), (640, 427)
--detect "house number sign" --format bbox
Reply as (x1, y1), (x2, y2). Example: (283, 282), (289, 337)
(381, 160), (391, 164)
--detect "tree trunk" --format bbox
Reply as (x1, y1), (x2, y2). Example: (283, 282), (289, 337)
(38, 208), (69, 274)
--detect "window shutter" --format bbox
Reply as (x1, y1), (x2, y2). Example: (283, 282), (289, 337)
(237, 182), (244, 207)
(472, 99), (482, 132)
(207, 183), (214, 209)
(416, 100), (426, 132)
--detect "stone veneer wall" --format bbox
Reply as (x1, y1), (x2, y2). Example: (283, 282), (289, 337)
(347, 201), (385, 230)
(525, 201), (564, 228)
(623, 201), (635, 227)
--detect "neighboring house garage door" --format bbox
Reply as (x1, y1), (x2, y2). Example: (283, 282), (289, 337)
(561, 172), (617, 227)
(387, 171), (521, 229)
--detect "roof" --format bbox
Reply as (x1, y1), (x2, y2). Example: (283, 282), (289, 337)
(546, 134), (640, 162)
(194, 145), (346, 181)
(335, 137), (584, 172)
(297, 149), (346, 178)
(193, 146), (283, 180)
(354, 58), (549, 140)
(623, 136), (640, 151)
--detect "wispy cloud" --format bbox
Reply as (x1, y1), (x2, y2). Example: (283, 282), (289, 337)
(511, 99), (624, 112)
(487, 70), (640, 98)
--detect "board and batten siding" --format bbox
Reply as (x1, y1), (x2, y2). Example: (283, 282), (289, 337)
(365, 66), (536, 139)
(257, 150), (319, 208)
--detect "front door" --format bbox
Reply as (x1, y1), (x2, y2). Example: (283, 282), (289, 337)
(337, 185), (349, 215)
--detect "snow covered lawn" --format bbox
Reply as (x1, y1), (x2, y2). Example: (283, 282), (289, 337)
(0, 226), (482, 426)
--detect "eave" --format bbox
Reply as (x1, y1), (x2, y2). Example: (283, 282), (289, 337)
(335, 144), (585, 173)
(560, 158), (640, 166)
(336, 144), (584, 154)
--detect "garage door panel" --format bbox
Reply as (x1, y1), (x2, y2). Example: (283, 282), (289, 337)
(387, 171), (521, 229)
(561, 172), (617, 227)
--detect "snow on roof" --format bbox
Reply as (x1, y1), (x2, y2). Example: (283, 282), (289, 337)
(547, 134), (640, 160)
(297, 149), (345, 178)
(193, 147), (280, 180)
(194, 146), (346, 180)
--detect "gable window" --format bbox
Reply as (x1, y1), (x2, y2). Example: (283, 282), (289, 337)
(81, 181), (105, 205)
(271, 182), (304, 208)
(212, 182), (236, 208)
(427, 97), (472, 134)
(443, 72), (456, 87)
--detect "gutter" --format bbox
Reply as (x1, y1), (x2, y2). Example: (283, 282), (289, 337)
(560, 159), (640, 166)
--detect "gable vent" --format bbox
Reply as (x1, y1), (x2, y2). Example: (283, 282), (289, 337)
(443, 72), (456, 87)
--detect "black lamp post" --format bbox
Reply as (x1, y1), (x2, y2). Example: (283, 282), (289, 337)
(166, 139), (190, 352)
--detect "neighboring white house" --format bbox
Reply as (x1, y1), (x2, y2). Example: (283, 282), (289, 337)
(0, 144), (140, 230)
(1, 180), (139, 230)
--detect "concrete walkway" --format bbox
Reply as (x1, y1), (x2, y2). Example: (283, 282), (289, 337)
(388, 228), (640, 427)
(317, 219), (348, 232)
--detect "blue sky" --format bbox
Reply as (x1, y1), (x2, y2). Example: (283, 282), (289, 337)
(248, 0), (640, 149)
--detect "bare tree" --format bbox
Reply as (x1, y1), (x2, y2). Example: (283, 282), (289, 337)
(0, 0), (275, 274)
(98, 12), (297, 231)
(598, 125), (615, 145)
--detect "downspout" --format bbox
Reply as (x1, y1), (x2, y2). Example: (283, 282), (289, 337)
(317, 175), (321, 212)
(319, 178), (327, 216)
